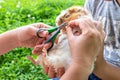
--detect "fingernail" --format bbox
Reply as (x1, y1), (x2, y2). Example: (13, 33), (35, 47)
(43, 31), (48, 36)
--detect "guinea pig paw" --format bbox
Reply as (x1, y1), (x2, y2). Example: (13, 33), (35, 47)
(42, 48), (48, 57)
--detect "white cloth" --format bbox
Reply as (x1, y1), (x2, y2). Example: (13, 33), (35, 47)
(85, 0), (120, 67)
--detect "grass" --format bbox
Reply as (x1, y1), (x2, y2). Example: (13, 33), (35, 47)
(0, 0), (85, 79)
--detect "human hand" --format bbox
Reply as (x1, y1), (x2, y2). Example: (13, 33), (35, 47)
(94, 21), (106, 65)
(92, 20), (106, 74)
(66, 17), (105, 69)
(43, 64), (65, 78)
(16, 23), (65, 78)
(16, 23), (50, 49)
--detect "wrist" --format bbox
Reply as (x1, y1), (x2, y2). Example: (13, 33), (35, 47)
(12, 28), (21, 47)
(0, 29), (19, 54)
(61, 60), (93, 80)
(14, 27), (28, 47)
(93, 58), (107, 79)
(10, 29), (20, 47)
(71, 57), (95, 74)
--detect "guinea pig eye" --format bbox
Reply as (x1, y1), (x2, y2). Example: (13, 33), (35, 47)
(64, 14), (70, 18)
(78, 9), (81, 12)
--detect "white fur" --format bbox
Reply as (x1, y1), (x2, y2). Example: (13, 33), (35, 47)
(46, 34), (71, 71)
(56, 10), (67, 26)
(45, 33), (94, 73)
(41, 6), (94, 72)
(27, 6), (95, 73)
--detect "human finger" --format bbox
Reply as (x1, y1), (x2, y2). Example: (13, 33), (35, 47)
(32, 44), (43, 55)
(35, 38), (45, 45)
(54, 34), (61, 44)
(37, 30), (49, 38)
(43, 64), (49, 74)
(66, 26), (74, 40)
(97, 22), (106, 39)
(68, 19), (79, 27)
(68, 16), (92, 27)
(93, 21), (106, 41)
(44, 43), (53, 50)
(68, 19), (90, 35)
(26, 26), (49, 37)
(57, 67), (65, 78)
(48, 66), (56, 78)
(31, 23), (51, 28)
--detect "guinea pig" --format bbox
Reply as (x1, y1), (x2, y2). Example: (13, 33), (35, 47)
(56, 6), (91, 34)
(27, 6), (93, 72)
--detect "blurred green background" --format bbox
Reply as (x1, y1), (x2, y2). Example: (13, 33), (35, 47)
(0, 0), (85, 79)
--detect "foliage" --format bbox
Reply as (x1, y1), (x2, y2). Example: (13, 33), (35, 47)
(0, 0), (84, 79)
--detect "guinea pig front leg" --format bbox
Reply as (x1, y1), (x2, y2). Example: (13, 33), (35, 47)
(42, 48), (48, 57)
(27, 56), (39, 65)
(42, 48), (50, 66)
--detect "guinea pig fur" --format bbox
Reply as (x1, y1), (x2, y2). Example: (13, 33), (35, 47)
(27, 6), (94, 72)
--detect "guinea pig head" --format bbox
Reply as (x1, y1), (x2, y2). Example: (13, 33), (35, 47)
(56, 6), (91, 33)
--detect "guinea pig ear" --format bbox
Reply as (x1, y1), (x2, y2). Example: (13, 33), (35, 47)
(56, 10), (66, 26)
(56, 18), (63, 27)
(60, 10), (67, 16)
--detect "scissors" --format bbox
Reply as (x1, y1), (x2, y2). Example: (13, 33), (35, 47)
(36, 22), (68, 51)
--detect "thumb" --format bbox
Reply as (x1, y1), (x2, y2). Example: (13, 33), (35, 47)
(30, 26), (49, 37)
(66, 26), (74, 40)
(38, 30), (49, 38)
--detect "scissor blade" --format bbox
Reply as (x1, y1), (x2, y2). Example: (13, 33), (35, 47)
(58, 22), (68, 30)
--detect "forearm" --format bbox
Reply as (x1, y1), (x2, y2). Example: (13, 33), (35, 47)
(93, 60), (120, 80)
(0, 29), (19, 55)
(61, 60), (93, 80)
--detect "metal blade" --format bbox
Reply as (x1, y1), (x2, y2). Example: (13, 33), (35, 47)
(58, 22), (68, 30)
